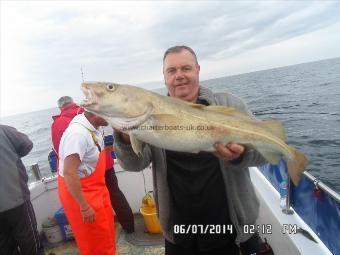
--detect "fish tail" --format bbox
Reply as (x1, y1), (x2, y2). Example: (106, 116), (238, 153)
(287, 147), (309, 186)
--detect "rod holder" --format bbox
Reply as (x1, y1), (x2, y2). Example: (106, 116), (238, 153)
(282, 175), (294, 215)
(31, 163), (42, 181)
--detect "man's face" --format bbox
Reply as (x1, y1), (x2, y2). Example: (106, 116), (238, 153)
(163, 49), (200, 102)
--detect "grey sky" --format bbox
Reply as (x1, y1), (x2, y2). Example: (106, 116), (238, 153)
(1, 1), (340, 116)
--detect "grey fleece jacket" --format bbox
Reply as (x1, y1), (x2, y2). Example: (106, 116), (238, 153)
(0, 125), (33, 212)
(114, 86), (267, 245)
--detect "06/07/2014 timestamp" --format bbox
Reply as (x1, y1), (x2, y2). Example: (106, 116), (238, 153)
(243, 224), (273, 234)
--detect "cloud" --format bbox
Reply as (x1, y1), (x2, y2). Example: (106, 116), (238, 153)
(149, 1), (340, 60)
(1, 1), (340, 116)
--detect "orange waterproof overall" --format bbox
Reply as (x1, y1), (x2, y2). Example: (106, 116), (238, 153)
(58, 149), (115, 255)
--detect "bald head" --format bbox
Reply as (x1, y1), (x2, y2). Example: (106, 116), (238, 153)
(57, 96), (73, 109)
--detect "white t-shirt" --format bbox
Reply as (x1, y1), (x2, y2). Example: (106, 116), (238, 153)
(58, 113), (105, 178)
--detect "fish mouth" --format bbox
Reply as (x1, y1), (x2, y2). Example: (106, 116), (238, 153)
(80, 86), (98, 107)
(80, 84), (153, 129)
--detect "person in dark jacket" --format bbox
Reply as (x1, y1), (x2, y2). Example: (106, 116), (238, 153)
(114, 46), (269, 255)
(104, 135), (135, 233)
(0, 124), (44, 255)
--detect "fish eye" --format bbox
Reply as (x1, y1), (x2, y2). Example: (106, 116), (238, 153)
(106, 84), (116, 91)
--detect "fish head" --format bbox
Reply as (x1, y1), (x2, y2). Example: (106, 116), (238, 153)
(80, 82), (153, 130)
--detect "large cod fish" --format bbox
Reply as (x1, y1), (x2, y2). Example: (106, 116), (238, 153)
(80, 81), (308, 185)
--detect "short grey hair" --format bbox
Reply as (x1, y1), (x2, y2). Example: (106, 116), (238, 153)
(57, 96), (73, 109)
(163, 45), (198, 64)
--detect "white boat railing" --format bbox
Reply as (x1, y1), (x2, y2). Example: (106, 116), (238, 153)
(302, 171), (340, 203)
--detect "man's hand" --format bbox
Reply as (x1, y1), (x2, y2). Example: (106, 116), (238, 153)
(80, 204), (96, 223)
(214, 143), (245, 161)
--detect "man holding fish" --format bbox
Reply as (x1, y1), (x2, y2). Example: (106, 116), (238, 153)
(81, 46), (307, 254)
(154, 46), (262, 254)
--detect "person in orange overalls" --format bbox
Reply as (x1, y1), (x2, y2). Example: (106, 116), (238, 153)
(58, 111), (115, 255)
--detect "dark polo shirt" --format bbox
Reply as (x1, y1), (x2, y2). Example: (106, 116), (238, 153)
(166, 99), (234, 251)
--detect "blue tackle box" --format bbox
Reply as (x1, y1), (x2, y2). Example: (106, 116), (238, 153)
(54, 207), (74, 241)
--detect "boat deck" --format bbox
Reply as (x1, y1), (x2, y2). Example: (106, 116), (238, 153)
(44, 214), (164, 255)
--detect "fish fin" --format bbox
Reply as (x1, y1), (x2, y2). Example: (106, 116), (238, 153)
(257, 120), (286, 141)
(204, 106), (252, 120)
(256, 148), (282, 165)
(287, 147), (309, 186)
(130, 134), (144, 157)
